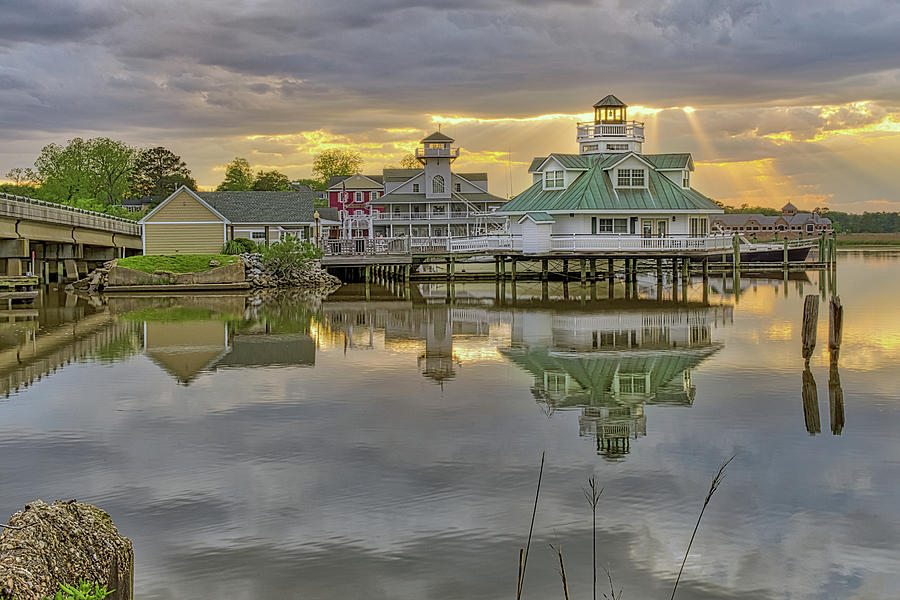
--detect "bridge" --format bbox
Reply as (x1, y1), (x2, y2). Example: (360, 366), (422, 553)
(0, 192), (142, 281)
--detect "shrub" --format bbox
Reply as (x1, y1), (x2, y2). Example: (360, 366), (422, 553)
(261, 236), (323, 277)
(222, 238), (258, 255)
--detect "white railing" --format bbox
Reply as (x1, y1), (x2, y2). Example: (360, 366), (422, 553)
(415, 147), (460, 159)
(576, 121), (645, 142)
(449, 235), (520, 253)
(550, 234), (732, 252)
(323, 237), (410, 256)
(376, 210), (504, 221)
(0, 192), (142, 235)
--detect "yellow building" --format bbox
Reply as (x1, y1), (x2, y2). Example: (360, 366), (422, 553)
(140, 186), (338, 255)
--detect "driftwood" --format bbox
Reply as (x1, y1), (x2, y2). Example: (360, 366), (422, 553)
(0, 500), (133, 600)
(802, 368), (821, 435)
(801, 295), (819, 364)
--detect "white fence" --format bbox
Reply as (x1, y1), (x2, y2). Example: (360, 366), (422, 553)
(448, 235), (520, 253)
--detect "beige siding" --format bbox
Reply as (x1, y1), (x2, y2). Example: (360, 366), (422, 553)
(146, 190), (222, 223)
(144, 223), (224, 255)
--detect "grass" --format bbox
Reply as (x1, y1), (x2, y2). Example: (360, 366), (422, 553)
(835, 232), (900, 247)
(121, 306), (239, 323)
(117, 254), (240, 273)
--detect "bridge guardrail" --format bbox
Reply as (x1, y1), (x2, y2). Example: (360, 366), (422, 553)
(0, 193), (142, 235)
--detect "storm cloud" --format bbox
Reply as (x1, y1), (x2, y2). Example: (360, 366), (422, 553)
(1, 0), (899, 209)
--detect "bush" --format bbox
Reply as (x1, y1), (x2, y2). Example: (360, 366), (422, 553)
(222, 238), (258, 255)
(261, 236), (323, 277)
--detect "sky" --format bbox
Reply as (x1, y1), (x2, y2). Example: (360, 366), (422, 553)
(1, 0), (900, 211)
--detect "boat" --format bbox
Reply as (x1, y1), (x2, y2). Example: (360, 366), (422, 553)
(708, 236), (816, 263)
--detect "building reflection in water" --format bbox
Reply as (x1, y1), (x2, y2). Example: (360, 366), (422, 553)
(500, 305), (730, 459)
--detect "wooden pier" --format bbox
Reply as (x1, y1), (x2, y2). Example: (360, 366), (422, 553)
(0, 276), (39, 308)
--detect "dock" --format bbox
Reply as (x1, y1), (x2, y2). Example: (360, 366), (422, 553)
(0, 276), (39, 308)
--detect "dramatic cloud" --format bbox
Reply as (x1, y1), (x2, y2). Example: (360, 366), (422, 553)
(1, 0), (899, 210)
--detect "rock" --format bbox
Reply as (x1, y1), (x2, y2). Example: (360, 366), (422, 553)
(0, 500), (133, 600)
(208, 259), (220, 267)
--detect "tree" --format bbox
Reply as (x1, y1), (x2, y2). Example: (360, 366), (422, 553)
(4, 167), (38, 186)
(131, 146), (196, 199)
(217, 157), (254, 191)
(89, 137), (136, 204)
(34, 137), (135, 204)
(293, 177), (326, 191)
(312, 149), (363, 185)
(399, 153), (420, 169)
(253, 169), (292, 191)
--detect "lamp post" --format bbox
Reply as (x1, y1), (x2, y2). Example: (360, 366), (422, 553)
(313, 210), (320, 248)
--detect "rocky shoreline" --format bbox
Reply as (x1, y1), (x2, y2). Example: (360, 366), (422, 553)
(69, 254), (341, 294)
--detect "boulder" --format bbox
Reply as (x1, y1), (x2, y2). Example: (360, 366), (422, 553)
(0, 500), (133, 600)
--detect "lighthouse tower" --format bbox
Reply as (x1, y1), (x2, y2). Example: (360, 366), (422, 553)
(416, 131), (459, 199)
(577, 94), (645, 155)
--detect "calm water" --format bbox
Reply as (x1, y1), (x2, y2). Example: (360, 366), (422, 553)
(1, 251), (899, 599)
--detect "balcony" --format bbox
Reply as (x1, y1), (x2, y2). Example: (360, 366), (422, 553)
(576, 121), (645, 143)
(415, 146), (460, 159)
(376, 210), (505, 222)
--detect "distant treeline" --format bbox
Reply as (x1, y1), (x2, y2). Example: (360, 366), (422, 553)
(823, 211), (900, 233)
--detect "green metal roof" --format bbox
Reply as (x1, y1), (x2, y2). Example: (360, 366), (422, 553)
(542, 153), (593, 170)
(500, 153), (721, 213)
(644, 153), (694, 171)
(519, 211), (555, 223)
(528, 157), (547, 172)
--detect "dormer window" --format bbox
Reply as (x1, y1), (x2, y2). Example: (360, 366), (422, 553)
(682, 171), (690, 188)
(617, 168), (645, 188)
(544, 170), (564, 189)
(413, 183), (420, 193)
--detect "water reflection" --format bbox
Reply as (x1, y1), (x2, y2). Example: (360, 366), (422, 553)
(500, 305), (730, 459)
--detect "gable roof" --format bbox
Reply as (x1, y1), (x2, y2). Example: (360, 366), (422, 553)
(383, 168), (423, 182)
(421, 131), (455, 142)
(535, 153), (593, 172)
(140, 186), (229, 223)
(644, 153), (694, 171)
(327, 174), (383, 189)
(593, 94), (627, 108)
(518, 212), (555, 224)
(528, 157), (547, 173)
(197, 190), (319, 224)
(782, 202), (798, 211)
(456, 172), (487, 181)
(499, 153), (722, 214)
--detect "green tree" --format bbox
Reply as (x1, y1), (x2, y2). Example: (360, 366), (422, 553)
(253, 169), (292, 191)
(293, 177), (326, 191)
(217, 157), (254, 191)
(131, 146), (196, 199)
(312, 149), (363, 185)
(34, 137), (135, 204)
(4, 167), (39, 185)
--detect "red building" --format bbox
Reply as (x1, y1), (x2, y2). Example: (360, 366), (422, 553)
(327, 173), (384, 237)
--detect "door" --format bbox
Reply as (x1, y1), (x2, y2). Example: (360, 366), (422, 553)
(657, 220), (667, 237)
(591, 217), (598, 235)
(642, 220), (653, 237)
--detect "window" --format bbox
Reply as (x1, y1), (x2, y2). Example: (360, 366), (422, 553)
(582, 144), (599, 152)
(354, 192), (362, 202)
(806, 224), (814, 233)
(690, 217), (709, 237)
(617, 168), (645, 187)
(606, 143), (628, 151)
(354, 209), (364, 215)
(371, 191), (379, 200)
(251, 231), (266, 240)
(682, 171), (690, 188)
(594, 218), (628, 234)
(544, 170), (564, 189)
(432, 175), (445, 194)
(455, 183), (461, 192)
(614, 218), (628, 233)
(412, 183), (420, 193)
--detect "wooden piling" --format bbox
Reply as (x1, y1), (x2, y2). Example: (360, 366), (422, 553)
(511, 257), (517, 282)
(829, 360), (844, 435)
(802, 367), (821, 435)
(562, 259), (568, 279)
(541, 258), (549, 281)
(732, 234), (741, 268)
(829, 296), (843, 352)
(802, 294), (819, 364)
(589, 258), (596, 280)
(580, 259), (586, 284)
(607, 258), (614, 284)
(783, 238), (789, 267)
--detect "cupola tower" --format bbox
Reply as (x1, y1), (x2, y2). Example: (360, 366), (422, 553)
(577, 94), (645, 155)
(417, 131), (458, 199)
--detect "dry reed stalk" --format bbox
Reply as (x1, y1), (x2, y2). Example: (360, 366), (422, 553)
(516, 451), (546, 600)
(549, 543), (570, 600)
(670, 456), (735, 600)
(583, 476), (603, 600)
